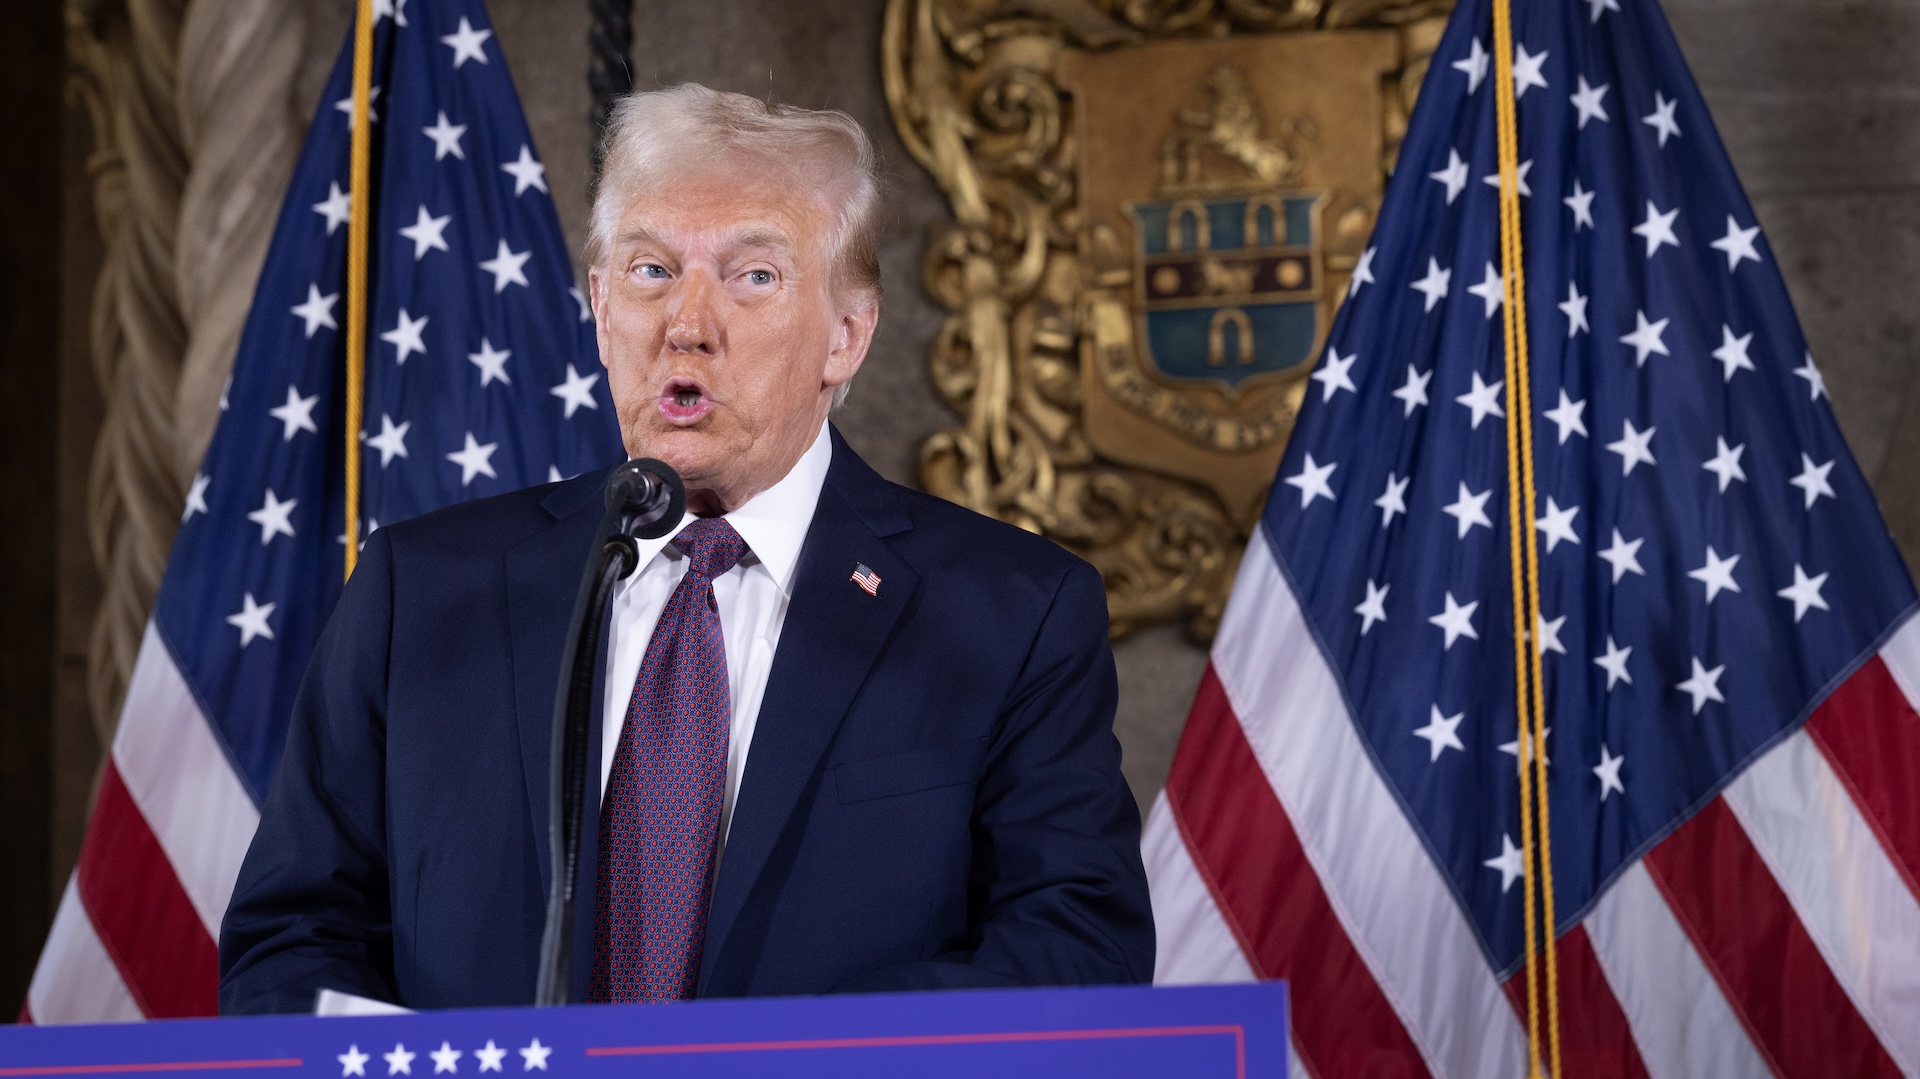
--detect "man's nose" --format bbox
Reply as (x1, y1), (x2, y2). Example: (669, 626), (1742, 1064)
(665, 271), (721, 355)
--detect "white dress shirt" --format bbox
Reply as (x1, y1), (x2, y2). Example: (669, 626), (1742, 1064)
(599, 421), (832, 850)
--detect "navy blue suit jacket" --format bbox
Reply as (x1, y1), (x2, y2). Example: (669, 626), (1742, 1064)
(218, 428), (1152, 1012)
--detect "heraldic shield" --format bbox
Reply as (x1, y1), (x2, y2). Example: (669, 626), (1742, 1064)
(888, 1), (1440, 637)
(1129, 191), (1324, 390)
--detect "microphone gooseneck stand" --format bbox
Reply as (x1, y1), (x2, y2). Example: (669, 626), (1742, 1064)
(534, 459), (685, 1006)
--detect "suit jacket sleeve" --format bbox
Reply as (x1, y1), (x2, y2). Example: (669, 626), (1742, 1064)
(219, 528), (400, 1014)
(843, 559), (1155, 991)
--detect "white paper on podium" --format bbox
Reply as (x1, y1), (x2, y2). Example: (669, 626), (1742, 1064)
(314, 989), (414, 1017)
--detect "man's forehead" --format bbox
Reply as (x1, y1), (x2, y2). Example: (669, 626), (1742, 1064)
(615, 176), (826, 253)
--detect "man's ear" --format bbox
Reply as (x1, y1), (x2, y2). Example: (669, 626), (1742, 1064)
(824, 301), (880, 389)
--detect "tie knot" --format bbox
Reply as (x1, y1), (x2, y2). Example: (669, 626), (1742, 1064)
(672, 517), (746, 581)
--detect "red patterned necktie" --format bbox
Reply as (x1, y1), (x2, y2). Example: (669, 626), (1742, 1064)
(590, 517), (745, 1003)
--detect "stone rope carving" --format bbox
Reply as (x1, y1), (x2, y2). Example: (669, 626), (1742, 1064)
(66, 0), (303, 739)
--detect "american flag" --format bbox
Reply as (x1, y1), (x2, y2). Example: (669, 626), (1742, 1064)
(24, 0), (621, 1022)
(1144, 0), (1920, 1075)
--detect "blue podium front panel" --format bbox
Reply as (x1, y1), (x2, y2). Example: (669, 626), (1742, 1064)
(0, 983), (1287, 1078)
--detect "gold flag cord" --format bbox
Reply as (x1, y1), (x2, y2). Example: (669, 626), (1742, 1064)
(1490, 0), (1562, 1074)
(343, 0), (376, 580)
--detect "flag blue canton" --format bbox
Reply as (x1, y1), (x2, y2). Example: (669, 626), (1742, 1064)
(154, 0), (622, 803)
(1267, 0), (1917, 977)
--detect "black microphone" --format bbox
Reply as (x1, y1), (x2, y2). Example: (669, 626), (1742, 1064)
(604, 457), (686, 542)
(534, 457), (686, 1005)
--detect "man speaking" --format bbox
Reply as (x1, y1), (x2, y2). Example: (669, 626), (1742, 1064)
(219, 85), (1153, 1011)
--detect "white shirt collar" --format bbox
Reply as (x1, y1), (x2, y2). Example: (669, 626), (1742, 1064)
(626, 421), (832, 596)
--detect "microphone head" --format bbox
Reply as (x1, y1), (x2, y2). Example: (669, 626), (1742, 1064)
(605, 458), (685, 540)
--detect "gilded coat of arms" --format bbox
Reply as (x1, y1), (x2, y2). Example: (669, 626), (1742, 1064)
(884, 0), (1451, 637)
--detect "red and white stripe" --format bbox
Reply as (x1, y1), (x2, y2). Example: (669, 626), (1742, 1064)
(23, 622), (261, 1023)
(1145, 534), (1920, 1078)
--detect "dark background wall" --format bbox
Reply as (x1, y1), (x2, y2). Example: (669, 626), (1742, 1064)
(7, 0), (1920, 1013)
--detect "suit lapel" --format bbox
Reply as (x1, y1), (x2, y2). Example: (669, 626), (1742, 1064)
(699, 431), (916, 989)
(503, 471), (611, 896)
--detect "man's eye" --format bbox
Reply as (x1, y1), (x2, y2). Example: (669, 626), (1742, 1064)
(636, 263), (669, 279)
(744, 270), (774, 286)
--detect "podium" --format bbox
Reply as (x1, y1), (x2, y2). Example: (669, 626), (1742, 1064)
(0, 983), (1287, 1077)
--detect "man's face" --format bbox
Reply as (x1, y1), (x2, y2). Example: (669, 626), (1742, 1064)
(589, 164), (877, 513)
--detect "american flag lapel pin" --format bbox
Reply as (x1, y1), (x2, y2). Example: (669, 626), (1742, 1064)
(850, 562), (882, 596)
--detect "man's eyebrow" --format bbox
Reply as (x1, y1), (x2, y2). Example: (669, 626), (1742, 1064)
(725, 227), (795, 253)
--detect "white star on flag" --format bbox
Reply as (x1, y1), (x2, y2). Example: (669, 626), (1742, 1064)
(1429, 149), (1470, 204)
(1586, 0), (1620, 21)
(1687, 545), (1742, 603)
(1284, 453), (1337, 508)
(1499, 726), (1551, 764)
(1712, 325), (1755, 382)
(422, 111), (468, 161)
(1794, 352), (1828, 401)
(1598, 529), (1646, 583)
(1442, 481), (1494, 539)
(1594, 745), (1626, 801)
(383, 1044), (415, 1077)
(479, 239), (532, 293)
(429, 1043), (462, 1075)
(372, 0), (407, 24)
(1710, 215), (1763, 271)
(1677, 657), (1727, 714)
(1465, 262), (1505, 319)
(517, 1040), (551, 1072)
(1414, 704), (1466, 762)
(1452, 37), (1488, 93)
(549, 364), (602, 419)
(1481, 160), (1533, 198)
(182, 472), (210, 522)
(1511, 44), (1549, 99)
(1355, 579), (1389, 635)
(1374, 472), (1410, 527)
(1348, 246), (1376, 297)
(1410, 257), (1452, 312)
(1535, 497), (1581, 552)
(1643, 90), (1682, 146)
(292, 284), (340, 338)
(399, 205), (453, 260)
(1606, 418), (1658, 475)
(1594, 635), (1634, 689)
(227, 592), (276, 648)
(473, 1043), (506, 1074)
(1558, 281), (1589, 337)
(1455, 371), (1505, 429)
(1570, 75), (1610, 128)
(382, 308), (430, 364)
(1620, 309), (1670, 366)
(1428, 591), (1480, 649)
(247, 489), (298, 545)
(441, 17), (493, 68)
(446, 433), (500, 486)
(1702, 436), (1747, 492)
(502, 145), (548, 196)
(1535, 614), (1567, 656)
(1632, 201), (1681, 257)
(365, 413), (412, 468)
(1484, 833), (1524, 893)
(1543, 389), (1587, 443)
(269, 385), (320, 441)
(1777, 564), (1831, 622)
(569, 285), (593, 322)
(312, 182), (351, 235)
(1310, 347), (1357, 401)
(1790, 453), (1837, 509)
(1564, 179), (1596, 230)
(1391, 365), (1431, 416)
(334, 86), (382, 127)
(469, 338), (512, 387)
(339, 1045), (371, 1079)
